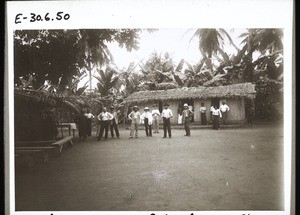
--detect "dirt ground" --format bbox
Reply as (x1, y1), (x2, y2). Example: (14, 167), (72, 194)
(14, 123), (284, 211)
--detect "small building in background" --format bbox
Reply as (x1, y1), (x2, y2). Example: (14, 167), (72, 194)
(124, 83), (256, 125)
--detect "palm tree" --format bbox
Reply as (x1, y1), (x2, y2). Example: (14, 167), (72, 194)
(78, 30), (114, 92)
(120, 70), (143, 96)
(93, 66), (119, 96)
(191, 28), (237, 73)
(237, 28), (283, 81)
(139, 51), (174, 85)
(240, 29), (283, 55)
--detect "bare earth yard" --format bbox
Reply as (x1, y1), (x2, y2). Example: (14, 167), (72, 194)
(15, 123), (284, 211)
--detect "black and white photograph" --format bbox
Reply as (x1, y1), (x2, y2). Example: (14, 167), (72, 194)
(5, 1), (294, 215)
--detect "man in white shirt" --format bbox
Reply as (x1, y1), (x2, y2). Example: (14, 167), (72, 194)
(161, 103), (173, 138)
(151, 104), (160, 133)
(84, 109), (94, 137)
(97, 107), (113, 141)
(128, 106), (141, 138)
(211, 105), (222, 130)
(219, 101), (230, 125)
(141, 107), (153, 137)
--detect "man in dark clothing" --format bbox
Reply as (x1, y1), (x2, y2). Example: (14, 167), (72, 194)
(182, 103), (193, 136)
(109, 107), (120, 138)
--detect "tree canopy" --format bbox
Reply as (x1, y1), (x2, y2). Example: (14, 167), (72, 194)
(14, 28), (284, 121)
(14, 29), (141, 91)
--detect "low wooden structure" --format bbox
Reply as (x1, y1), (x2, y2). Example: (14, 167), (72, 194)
(15, 136), (74, 166)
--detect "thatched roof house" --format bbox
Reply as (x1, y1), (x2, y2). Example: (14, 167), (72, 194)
(14, 88), (105, 141)
(125, 83), (256, 124)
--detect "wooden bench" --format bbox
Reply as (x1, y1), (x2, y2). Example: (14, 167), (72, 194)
(15, 137), (74, 165)
(15, 140), (56, 147)
(51, 136), (74, 153)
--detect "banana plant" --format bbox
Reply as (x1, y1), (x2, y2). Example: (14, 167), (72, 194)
(93, 66), (119, 96)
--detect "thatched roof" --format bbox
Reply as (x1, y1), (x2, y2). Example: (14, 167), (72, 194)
(125, 83), (256, 104)
(14, 88), (104, 114)
(15, 88), (60, 107)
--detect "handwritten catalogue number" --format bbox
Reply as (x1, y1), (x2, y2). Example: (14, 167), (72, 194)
(15, 12), (70, 24)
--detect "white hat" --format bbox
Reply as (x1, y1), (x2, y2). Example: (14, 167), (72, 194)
(183, 103), (188, 107)
(144, 107), (149, 110)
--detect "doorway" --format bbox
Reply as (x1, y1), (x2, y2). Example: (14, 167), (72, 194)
(211, 98), (220, 108)
(158, 101), (163, 113)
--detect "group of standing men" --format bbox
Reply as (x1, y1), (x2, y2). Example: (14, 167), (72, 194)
(127, 103), (174, 138)
(211, 101), (230, 130)
(79, 101), (233, 141)
(128, 102), (195, 138)
(96, 107), (120, 141)
(77, 107), (120, 141)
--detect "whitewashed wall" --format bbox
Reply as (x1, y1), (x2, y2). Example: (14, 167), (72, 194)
(131, 97), (247, 125)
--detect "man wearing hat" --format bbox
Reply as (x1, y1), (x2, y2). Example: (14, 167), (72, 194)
(182, 103), (194, 136)
(151, 104), (160, 133)
(140, 107), (153, 137)
(161, 103), (173, 138)
(109, 106), (120, 138)
(128, 106), (141, 138)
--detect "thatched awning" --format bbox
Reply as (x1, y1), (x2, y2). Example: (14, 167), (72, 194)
(14, 88), (104, 114)
(125, 83), (256, 104)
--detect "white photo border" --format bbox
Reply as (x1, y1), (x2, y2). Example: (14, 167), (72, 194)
(5, 0), (294, 215)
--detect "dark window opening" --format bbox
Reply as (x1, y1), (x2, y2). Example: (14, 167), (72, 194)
(158, 101), (163, 113)
(211, 98), (220, 109)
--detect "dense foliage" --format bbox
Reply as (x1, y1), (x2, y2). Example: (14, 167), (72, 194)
(14, 28), (284, 122)
(14, 29), (140, 91)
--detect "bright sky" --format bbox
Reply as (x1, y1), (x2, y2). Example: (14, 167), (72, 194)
(108, 28), (248, 70)
(79, 28), (249, 90)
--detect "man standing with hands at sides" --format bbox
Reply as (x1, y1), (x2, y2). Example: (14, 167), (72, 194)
(220, 101), (230, 125)
(182, 103), (193, 136)
(97, 107), (113, 141)
(109, 106), (120, 139)
(128, 106), (141, 138)
(161, 103), (173, 138)
(151, 104), (160, 133)
(140, 107), (153, 137)
(212, 105), (222, 130)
